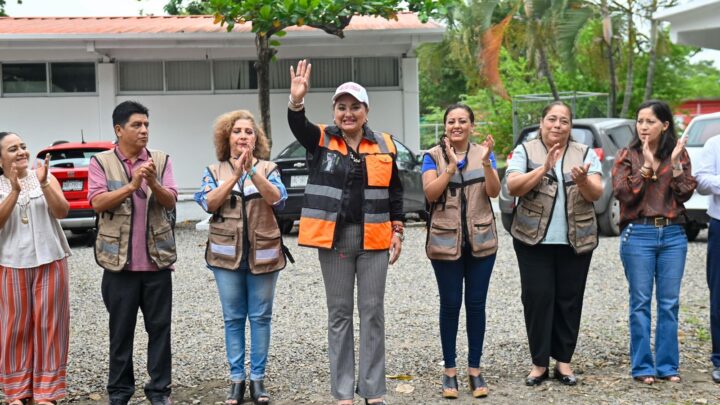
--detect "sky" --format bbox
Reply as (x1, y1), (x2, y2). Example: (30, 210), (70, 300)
(4, 0), (720, 69)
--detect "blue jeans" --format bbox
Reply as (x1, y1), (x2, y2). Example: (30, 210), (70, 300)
(619, 223), (687, 378)
(431, 251), (496, 369)
(707, 219), (720, 367)
(211, 265), (279, 381)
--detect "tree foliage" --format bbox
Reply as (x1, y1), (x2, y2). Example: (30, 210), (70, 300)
(174, 0), (454, 148)
(0, 0), (21, 17)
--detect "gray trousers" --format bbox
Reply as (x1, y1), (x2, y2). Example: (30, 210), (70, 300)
(318, 223), (388, 400)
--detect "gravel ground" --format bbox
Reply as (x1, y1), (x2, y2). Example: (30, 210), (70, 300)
(10, 220), (717, 404)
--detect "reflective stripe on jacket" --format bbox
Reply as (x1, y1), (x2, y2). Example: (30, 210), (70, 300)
(298, 125), (397, 250)
(93, 149), (177, 271)
(204, 160), (287, 274)
(510, 139), (598, 254)
(425, 144), (498, 260)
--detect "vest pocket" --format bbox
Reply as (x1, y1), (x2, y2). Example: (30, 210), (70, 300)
(208, 224), (241, 265)
(572, 210), (596, 251)
(251, 228), (282, 271)
(365, 154), (393, 187)
(149, 223), (177, 267)
(470, 220), (497, 256)
(96, 229), (121, 269)
(427, 220), (459, 258)
(514, 200), (544, 239)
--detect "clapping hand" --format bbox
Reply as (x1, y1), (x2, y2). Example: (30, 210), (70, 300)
(443, 137), (458, 166)
(138, 159), (158, 188)
(481, 134), (495, 161)
(290, 59), (311, 103)
(671, 134), (688, 166)
(543, 143), (562, 172)
(571, 163), (591, 185)
(641, 138), (655, 168)
(36, 154), (51, 185)
(7, 162), (21, 192)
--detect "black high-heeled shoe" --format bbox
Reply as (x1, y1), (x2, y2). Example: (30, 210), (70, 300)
(364, 399), (387, 405)
(442, 374), (459, 399)
(226, 380), (246, 404)
(468, 374), (488, 398)
(250, 379), (270, 404)
(525, 368), (549, 386)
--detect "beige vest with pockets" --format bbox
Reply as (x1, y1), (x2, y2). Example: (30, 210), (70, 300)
(510, 139), (598, 254)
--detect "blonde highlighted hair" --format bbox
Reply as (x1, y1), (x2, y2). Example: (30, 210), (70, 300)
(213, 110), (270, 161)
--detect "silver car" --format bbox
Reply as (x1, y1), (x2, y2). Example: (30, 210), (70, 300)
(683, 111), (720, 240)
(498, 118), (635, 236)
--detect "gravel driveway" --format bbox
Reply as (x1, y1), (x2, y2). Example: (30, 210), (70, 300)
(30, 221), (718, 404)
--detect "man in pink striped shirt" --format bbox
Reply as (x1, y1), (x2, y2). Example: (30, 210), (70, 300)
(88, 101), (177, 405)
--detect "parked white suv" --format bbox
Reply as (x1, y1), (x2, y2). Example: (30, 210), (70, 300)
(684, 112), (720, 240)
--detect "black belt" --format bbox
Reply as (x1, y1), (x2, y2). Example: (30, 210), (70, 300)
(630, 216), (685, 228)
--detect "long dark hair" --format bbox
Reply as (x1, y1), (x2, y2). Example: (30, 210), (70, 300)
(438, 103), (475, 164)
(0, 132), (17, 176)
(629, 100), (677, 160)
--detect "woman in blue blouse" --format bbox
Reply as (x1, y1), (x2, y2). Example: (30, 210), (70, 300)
(195, 110), (288, 405)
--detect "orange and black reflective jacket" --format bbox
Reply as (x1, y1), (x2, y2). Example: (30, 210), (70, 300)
(288, 109), (403, 250)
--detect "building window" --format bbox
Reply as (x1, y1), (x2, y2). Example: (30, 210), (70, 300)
(213, 60), (256, 90)
(2, 63), (47, 93)
(354, 57), (399, 87)
(119, 62), (164, 92)
(269, 59), (294, 90)
(166, 60), (211, 91)
(51, 62), (96, 93)
(310, 58), (352, 88)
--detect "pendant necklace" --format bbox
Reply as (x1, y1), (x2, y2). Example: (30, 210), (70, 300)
(343, 134), (362, 163)
(18, 194), (30, 224)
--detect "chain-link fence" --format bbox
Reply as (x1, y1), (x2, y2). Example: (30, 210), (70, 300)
(512, 92), (610, 142)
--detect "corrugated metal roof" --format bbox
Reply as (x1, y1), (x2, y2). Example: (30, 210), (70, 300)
(0, 13), (441, 35)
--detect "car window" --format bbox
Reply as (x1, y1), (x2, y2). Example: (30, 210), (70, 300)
(520, 128), (594, 147)
(276, 142), (307, 159)
(38, 148), (108, 168)
(394, 140), (416, 168)
(686, 117), (720, 147)
(606, 125), (634, 149)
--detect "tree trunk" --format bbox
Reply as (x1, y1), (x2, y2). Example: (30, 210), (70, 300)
(255, 33), (274, 156)
(537, 45), (560, 100)
(644, 0), (659, 101)
(620, 6), (635, 118)
(602, 1), (617, 117)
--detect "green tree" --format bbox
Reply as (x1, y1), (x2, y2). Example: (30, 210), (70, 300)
(197, 0), (455, 148)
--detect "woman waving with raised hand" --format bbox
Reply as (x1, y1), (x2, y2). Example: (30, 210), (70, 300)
(287, 59), (404, 405)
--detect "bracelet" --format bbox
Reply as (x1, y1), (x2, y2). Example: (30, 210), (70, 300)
(639, 166), (653, 179)
(482, 160), (492, 167)
(672, 162), (682, 171)
(247, 166), (257, 178)
(393, 231), (405, 242)
(445, 166), (456, 175)
(288, 94), (304, 107)
(41, 180), (51, 189)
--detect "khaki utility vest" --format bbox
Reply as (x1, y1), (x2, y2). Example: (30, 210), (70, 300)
(205, 160), (287, 274)
(93, 149), (177, 271)
(425, 144), (498, 261)
(510, 139), (598, 254)
(298, 125), (396, 250)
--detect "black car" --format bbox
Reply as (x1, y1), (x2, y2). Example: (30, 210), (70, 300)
(498, 118), (636, 236)
(273, 138), (426, 234)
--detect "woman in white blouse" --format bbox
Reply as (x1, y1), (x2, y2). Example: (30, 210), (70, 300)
(0, 131), (71, 405)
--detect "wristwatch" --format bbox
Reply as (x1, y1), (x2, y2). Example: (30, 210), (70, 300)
(393, 232), (405, 242)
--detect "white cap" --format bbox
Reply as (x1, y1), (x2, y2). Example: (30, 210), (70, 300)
(332, 82), (369, 107)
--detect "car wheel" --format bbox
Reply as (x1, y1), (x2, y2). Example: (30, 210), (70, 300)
(279, 220), (294, 235)
(685, 222), (701, 242)
(501, 213), (513, 234)
(598, 196), (620, 236)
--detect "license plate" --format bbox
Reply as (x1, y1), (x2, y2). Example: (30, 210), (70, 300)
(62, 180), (83, 191)
(290, 175), (308, 188)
